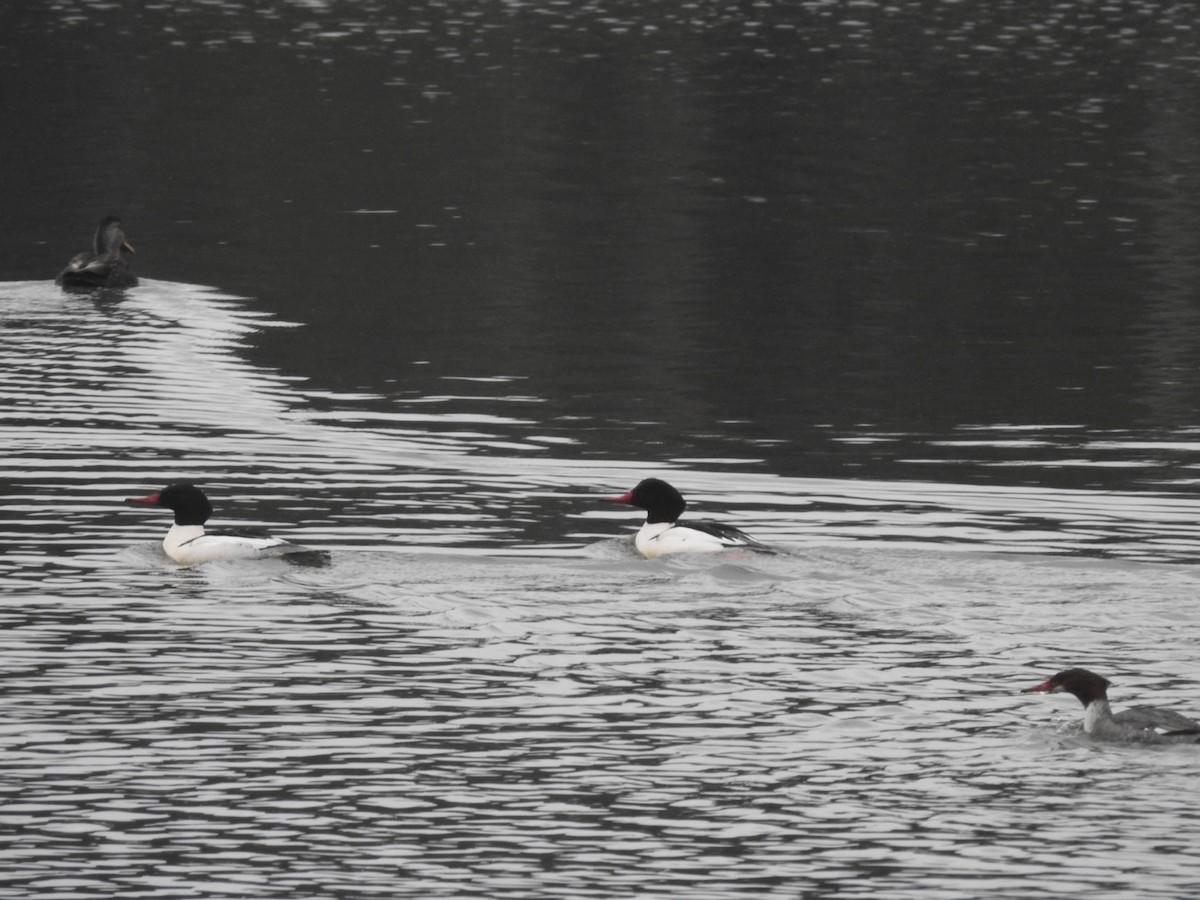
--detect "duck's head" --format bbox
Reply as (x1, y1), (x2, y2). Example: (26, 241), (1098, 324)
(1021, 668), (1111, 707)
(126, 483), (212, 526)
(603, 478), (687, 523)
(95, 216), (135, 258)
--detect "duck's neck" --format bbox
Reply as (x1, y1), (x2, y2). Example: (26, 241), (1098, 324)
(1083, 699), (1114, 733)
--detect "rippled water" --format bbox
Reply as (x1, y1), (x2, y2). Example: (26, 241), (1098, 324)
(6, 280), (1200, 899)
(7, 509), (1200, 898)
(6, 0), (1200, 896)
(6, 278), (1200, 564)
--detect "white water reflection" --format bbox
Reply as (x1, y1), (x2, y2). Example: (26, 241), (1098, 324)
(5, 280), (1200, 899)
(4, 279), (1200, 566)
(4, 541), (1200, 898)
(6, 0), (1200, 894)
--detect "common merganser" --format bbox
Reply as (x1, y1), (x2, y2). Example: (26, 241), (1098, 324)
(602, 478), (771, 559)
(1021, 668), (1200, 744)
(125, 483), (320, 566)
(56, 216), (138, 289)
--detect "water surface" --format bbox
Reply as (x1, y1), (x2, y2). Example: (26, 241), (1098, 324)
(4, 1), (1200, 897)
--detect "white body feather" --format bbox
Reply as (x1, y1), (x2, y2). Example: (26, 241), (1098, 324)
(163, 524), (294, 566)
(635, 521), (756, 559)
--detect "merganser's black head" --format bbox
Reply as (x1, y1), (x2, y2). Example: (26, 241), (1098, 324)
(125, 483), (212, 526)
(95, 216), (135, 259)
(1021, 668), (1111, 708)
(603, 478), (687, 524)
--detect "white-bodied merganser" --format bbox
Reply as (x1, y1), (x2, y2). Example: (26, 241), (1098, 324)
(1021, 668), (1200, 744)
(125, 483), (320, 566)
(602, 478), (771, 559)
(56, 216), (138, 289)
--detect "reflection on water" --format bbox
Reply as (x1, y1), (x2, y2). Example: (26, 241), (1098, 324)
(5, 0), (1200, 896)
(6, 0), (1200, 471)
(5, 278), (1200, 899)
(4, 544), (1200, 897)
(4, 278), (1200, 895)
(4, 279), (1200, 565)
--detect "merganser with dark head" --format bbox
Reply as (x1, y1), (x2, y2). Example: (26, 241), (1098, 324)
(602, 477), (771, 559)
(125, 483), (320, 566)
(1021, 668), (1200, 744)
(56, 216), (138, 288)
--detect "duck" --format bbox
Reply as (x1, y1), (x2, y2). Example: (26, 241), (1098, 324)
(601, 477), (771, 559)
(124, 483), (322, 566)
(56, 216), (138, 288)
(1021, 667), (1200, 744)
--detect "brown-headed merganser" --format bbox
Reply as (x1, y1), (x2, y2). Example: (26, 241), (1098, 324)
(1021, 668), (1200, 744)
(602, 478), (771, 559)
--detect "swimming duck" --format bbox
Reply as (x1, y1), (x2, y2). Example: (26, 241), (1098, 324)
(602, 477), (772, 558)
(56, 216), (138, 288)
(1021, 667), (1200, 744)
(125, 483), (322, 566)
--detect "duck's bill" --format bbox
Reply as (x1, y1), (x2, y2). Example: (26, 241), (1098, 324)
(1020, 679), (1054, 694)
(602, 492), (634, 504)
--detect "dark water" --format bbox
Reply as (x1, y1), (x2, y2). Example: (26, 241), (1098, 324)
(7, 0), (1200, 480)
(4, 1), (1200, 897)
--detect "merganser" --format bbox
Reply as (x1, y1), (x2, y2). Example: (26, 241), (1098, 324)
(125, 483), (320, 566)
(56, 216), (138, 289)
(602, 477), (771, 559)
(1021, 668), (1200, 744)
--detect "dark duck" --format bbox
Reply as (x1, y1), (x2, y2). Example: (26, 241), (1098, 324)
(56, 216), (138, 288)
